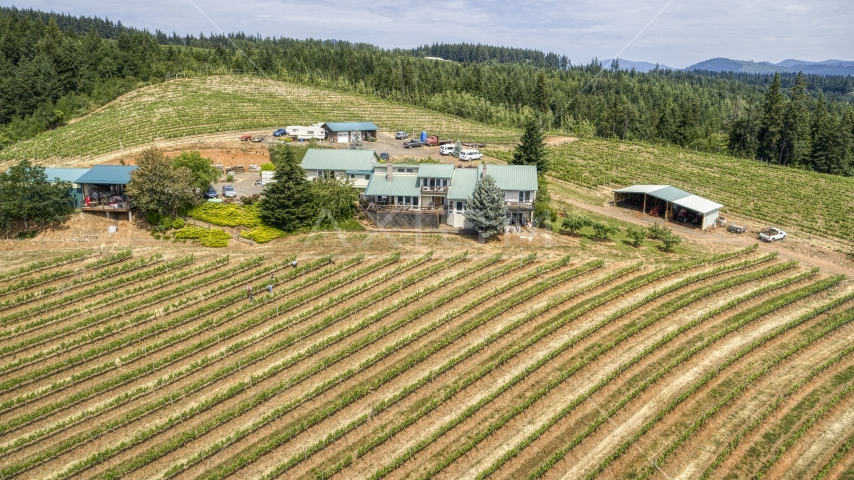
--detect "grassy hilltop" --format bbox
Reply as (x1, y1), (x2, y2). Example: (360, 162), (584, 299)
(0, 75), (518, 164)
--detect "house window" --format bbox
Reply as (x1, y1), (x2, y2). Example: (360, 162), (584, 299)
(519, 191), (531, 202)
(456, 201), (463, 212)
(349, 174), (355, 180)
(397, 196), (403, 204)
(364, 175), (370, 180)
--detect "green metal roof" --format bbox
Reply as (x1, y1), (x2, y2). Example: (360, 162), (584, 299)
(364, 174), (421, 197)
(647, 185), (692, 202)
(42, 168), (90, 183)
(322, 122), (379, 132)
(479, 164), (538, 191)
(301, 149), (377, 171)
(447, 167), (479, 200)
(75, 165), (138, 185)
(416, 164), (455, 179)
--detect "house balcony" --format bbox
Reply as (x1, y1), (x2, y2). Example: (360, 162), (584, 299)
(421, 185), (448, 194)
(506, 201), (534, 211)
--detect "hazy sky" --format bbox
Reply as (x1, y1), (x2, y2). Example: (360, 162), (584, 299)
(5, 0), (853, 68)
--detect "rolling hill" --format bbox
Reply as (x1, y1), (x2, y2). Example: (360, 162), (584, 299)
(0, 75), (519, 166)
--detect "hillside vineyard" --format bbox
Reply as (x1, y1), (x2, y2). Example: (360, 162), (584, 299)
(1, 246), (853, 478)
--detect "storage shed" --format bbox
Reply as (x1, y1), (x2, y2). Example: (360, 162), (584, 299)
(613, 184), (723, 230)
(321, 122), (379, 143)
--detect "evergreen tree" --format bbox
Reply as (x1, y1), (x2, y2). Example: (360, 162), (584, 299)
(348, 130), (365, 150)
(781, 72), (812, 167)
(464, 174), (507, 240)
(259, 145), (317, 231)
(510, 116), (548, 173)
(757, 73), (786, 162)
(126, 148), (197, 217)
(808, 93), (850, 175)
(673, 100), (697, 147)
(728, 98), (760, 158)
(452, 140), (462, 158)
(532, 73), (548, 112)
(655, 102), (676, 143)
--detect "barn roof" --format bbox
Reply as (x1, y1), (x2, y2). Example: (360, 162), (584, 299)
(322, 122), (379, 132)
(42, 168), (90, 183)
(75, 165), (138, 185)
(614, 184), (723, 213)
(673, 195), (723, 214)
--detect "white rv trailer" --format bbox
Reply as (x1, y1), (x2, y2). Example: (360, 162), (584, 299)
(285, 124), (326, 140)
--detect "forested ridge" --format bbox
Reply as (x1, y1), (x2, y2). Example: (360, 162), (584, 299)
(1, 6), (852, 175)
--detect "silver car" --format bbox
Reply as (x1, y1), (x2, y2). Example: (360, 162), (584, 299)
(222, 185), (237, 198)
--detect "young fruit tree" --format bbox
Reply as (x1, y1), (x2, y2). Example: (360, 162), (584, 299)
(626, 226), (647, 247)
(126, 148), (198, 217)
(562, 212), (592, 236)
(591, 220), (619, 239)
(660, 231), (683, 251)
(464, 174), (507, 241)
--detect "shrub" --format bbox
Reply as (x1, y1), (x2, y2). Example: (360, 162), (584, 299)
(174, 225), (231, 247)
(172, 218), (185, 229)
(260, 163), (276, 171)
(183, 203), (261, 228)
(240, 225), (287, 243)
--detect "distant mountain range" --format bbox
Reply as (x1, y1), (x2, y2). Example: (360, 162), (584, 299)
(600, 58), (674, 73)
(601, 57), (854, 76)
(685, 58), (854, 75)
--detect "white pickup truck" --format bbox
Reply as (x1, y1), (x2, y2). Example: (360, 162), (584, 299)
(759, 227), (787, 242)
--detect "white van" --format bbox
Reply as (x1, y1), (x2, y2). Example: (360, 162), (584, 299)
(458, 149), (483, 161)
(439, 144), (455, 156)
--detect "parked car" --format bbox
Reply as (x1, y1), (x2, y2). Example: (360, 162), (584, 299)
(395, 131), (410, 139)
(239, 134), (252, 141)
(403, 140), (423, 149)
(379, 152), (390, 161)
(272, 128), (287, 137)
(222, 185), (237, 198)
(204, 186), (218, 199)
(250, 135), (265, 142)
(728, 223), (748, 234)
(439, 144), (455, 156)
(759, 227), (787, 242)
(459, 149), (483, 161)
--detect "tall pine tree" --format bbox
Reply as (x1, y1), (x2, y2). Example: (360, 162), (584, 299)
(532, 73), (549, 113)
(259, 145), (317, 231)
(511, 116), (548, 173)
(809, 93), (850, 175)
(464, 173), (507, 240)
(757, 72), (786, 162)
(781, 72), (812, 167)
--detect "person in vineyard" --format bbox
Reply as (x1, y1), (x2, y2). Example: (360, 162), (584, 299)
(291, 260), (298, 268)
(267, 284), (273, 294)
(247, 284), (253, 302)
